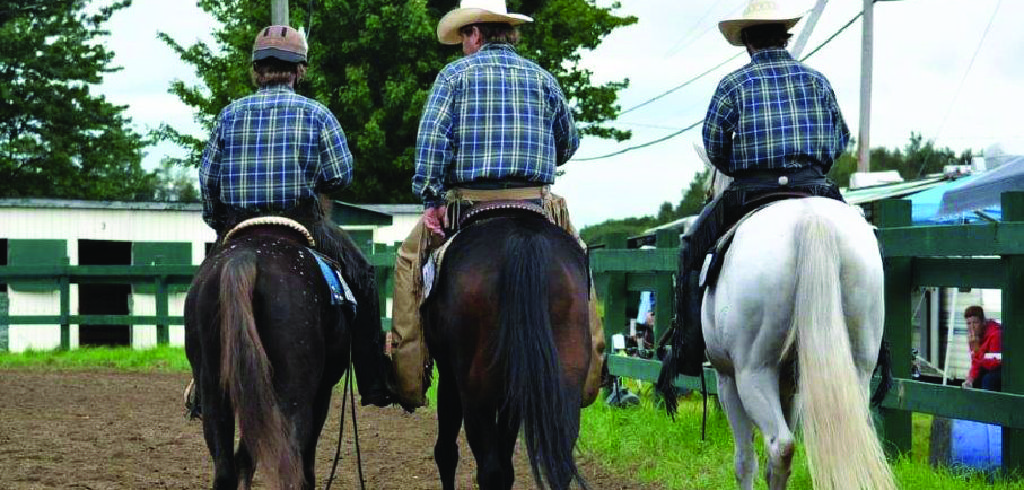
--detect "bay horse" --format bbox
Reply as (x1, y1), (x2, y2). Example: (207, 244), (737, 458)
(422, 211), (591, 490)
(678, 169), (896, 490)
(184, 224), (356, 489)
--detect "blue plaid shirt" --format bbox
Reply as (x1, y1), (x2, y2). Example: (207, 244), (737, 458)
(703, 48), (849, 176)
(413, 43), (579, 206)
(200, 85), (353, 227)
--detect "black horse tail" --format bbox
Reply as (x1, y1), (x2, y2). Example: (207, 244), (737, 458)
(871, 340), (894, 408)
(496, 228), (586, 490)
(218, 250), (302, 489)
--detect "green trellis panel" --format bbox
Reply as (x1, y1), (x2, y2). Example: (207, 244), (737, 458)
(132, 242), (191, 294)
(7, 239), (67, 292)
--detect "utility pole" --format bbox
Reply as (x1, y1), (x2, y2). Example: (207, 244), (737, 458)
(858, 0), (874, 172)
(790, 0), (828, 59)
(272, 0), (288, 26)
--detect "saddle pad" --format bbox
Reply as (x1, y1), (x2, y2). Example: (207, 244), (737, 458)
(310, 249), (358, 316)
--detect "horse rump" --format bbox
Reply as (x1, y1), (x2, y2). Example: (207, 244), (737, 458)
(495, 223), (588, 490)
(217, 249), (302, 489)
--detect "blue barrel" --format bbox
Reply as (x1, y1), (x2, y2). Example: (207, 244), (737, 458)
(951, 419), (1002, 470)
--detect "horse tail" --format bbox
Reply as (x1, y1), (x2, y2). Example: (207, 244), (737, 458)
(218, 250), (302, 489)
(496, 228), (585, 490)
(793, 212), (896, 490)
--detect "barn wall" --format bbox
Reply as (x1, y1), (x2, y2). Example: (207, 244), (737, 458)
(373, 214), (421, 245)
(1, 204), (213, 351)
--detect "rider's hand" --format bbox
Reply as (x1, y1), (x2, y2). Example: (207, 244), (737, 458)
(422, 205), (448, 238)
(962, 377), (974, 388)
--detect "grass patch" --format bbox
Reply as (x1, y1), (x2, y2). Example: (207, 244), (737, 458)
(578, 379), (1022, 489)
(0, 346), (190, 372)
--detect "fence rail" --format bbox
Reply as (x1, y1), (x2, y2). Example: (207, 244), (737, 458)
(590, 192), (1024, 473)
(1, 193), (1022, 471)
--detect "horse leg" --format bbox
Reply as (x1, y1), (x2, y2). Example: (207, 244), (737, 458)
(718, 373), (757, 490)
(463, 406), (504, 490)
(497, 408), (521, 490)
(434, 361), (463, 490)
(200, 374), (238, 490)
(735, 370), (796, 490)
(299, 383), (335, 489)
(234, 443), (255, 489)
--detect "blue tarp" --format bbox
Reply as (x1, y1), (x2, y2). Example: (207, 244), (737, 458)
(908, 175), (1001, 224)
(939, 156), (1024, 218)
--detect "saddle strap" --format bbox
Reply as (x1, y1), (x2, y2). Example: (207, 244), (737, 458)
(223, 216), (316, 246)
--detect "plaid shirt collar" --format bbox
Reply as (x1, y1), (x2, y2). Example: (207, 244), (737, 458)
(256, 84), (295, 95)
(749, 47), (792, 65)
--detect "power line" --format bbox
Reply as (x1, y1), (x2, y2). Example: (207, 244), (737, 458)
(934, 0), (1001, 140)
(664, 0), (746, 58)
(618, 52), (745, 117)
(798, 11), (861, 62)
(571, 11), (865, 163)
(573, 120), (704, 162)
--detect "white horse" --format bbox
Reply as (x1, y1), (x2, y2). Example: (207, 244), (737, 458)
(701, 169), (896, 490)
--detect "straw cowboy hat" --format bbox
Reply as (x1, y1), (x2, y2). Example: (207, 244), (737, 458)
(719, 0), (803, 47)
(436, 0), (533, 45)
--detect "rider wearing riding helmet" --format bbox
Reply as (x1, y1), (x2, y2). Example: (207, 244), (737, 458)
(388, 0), (605, 410)
(661, 0), (850, 383)
(190, 25), (396, 415)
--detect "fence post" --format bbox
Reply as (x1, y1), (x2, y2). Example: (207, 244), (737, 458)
(654, 229), (679, 345)
(156, 275), (169, 346)
(874, 198), (913, 457)
(1000, 191), (1024, 473)
(375, 243), (396, 332)
(59, 257), (70, 351)
(596, 233), (628, 351)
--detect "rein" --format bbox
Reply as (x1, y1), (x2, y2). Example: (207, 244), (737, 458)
(323, 343), (366, 490)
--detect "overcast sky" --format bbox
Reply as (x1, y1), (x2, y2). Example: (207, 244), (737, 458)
(96, 0), (1024, 227)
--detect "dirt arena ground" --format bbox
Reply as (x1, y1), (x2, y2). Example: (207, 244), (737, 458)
(0, 370), (662, 489)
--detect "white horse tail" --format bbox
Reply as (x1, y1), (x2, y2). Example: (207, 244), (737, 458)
(793, 211), (896, 490)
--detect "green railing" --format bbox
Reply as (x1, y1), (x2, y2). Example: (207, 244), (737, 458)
(0, 262), (195, 348)
(589, 192), (1024, 473)
(2, 195), (1022, 471)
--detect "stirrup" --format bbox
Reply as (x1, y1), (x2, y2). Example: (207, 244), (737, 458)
(183, 379), (201, 420)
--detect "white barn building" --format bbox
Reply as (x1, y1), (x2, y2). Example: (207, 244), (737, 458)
(0, 199), (422, 352)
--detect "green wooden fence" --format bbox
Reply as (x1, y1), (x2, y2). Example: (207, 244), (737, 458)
(589, 192), (1024, 474)
(3, 195), (1023, 471)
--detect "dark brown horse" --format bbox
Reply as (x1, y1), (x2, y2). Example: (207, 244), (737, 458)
(184, 225), (355, 489)
(422, 211), (592, 490)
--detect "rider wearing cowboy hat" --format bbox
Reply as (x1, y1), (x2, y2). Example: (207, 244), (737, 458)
(191, 25), (397, 416)
(389, 0), (605, 410)
(661, 0), (850, 382)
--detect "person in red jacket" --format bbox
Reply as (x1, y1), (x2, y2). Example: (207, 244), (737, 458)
(963, 305), (1002, 391)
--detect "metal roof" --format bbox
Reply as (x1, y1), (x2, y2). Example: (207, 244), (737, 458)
(840, 176), (948, 205)
(0, 199), (202, 211)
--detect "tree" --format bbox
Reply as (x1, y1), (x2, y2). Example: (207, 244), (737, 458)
(827, 133), (975, 187)
(159, 0), (636, 203)
(0, 0), (156, 200)
(580, 168), (710, 246)
(153, 159), (199, 202)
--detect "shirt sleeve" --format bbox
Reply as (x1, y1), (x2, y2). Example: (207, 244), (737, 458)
(316, 111), (354, 194)
(549, 78), (579, 165)
(199, 120), (223, 229)
(413, 72), (455, 207)
(826, 84), (851, 164)
(703, 79), (737, 174)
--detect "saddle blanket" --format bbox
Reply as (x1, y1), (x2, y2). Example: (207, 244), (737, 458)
(310, 249), (358, 316)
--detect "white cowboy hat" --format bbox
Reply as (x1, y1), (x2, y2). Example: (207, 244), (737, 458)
(436, 0), (533, 45)
(718, 0), (803, 47)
